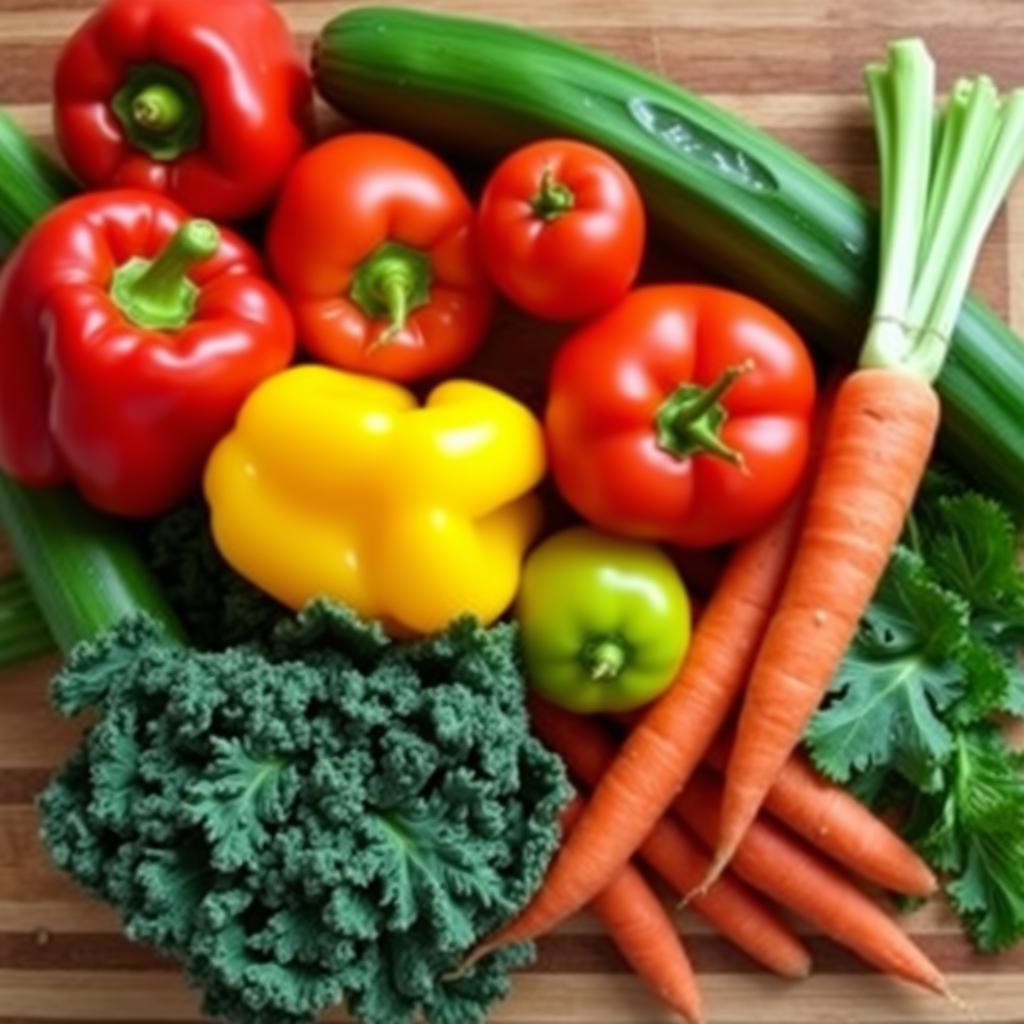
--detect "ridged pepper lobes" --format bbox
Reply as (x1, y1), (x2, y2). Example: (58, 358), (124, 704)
(205, 365), (545, 635)
(267, 133), (494, 382)
(517, 527), (692, 713)
(0, 190), (296, 518)
(546, 285), (817, 548)
(54, 0), (312, 221)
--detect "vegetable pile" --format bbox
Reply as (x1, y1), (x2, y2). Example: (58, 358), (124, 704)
(2, 3), (1024, 1024)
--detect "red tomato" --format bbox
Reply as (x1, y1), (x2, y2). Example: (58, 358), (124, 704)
(546, 285), (817, 548)
(478, 139), (645, 321)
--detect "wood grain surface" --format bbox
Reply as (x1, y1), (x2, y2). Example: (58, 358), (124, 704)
(2, 1), (1024, 1022)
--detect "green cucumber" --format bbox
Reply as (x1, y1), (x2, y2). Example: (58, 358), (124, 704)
(0, 573), (54, 667)
(315, 7), (1024, 510)
(0, 117), (185, 655)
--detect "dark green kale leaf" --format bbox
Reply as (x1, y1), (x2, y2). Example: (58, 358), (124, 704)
(38, 603), (569, 1024)
(145, 500), (285, 649)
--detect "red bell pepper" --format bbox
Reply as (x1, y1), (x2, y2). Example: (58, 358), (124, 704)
(267, 133), (494, 382)
(54, 0), (312, 221)
(546, 285), (817, 548)
(0, 190), (295, 518)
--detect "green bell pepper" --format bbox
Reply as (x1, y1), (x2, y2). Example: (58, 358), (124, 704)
(517, 527), (691, 713)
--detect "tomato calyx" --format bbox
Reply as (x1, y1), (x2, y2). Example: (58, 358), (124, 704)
(530, 168), (576, 222)
(349, 241), (433, 348)
(655, 359), (753, 467)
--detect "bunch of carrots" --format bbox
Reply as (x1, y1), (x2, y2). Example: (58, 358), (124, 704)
(465, 38), (1024, 1023)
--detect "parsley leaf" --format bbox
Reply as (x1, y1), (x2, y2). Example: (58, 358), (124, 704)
(806, 549), (968, 786)
(805, 466), (1024, 953)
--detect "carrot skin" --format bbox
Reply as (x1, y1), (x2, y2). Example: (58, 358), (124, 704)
(561, 797), (705, 1024)
(528, 699), (813, 980)
(704, 734), (937, 897)
(591, 856), (705, 1023)
(678, 770), (947, 995)
(718, 368), (941, 875)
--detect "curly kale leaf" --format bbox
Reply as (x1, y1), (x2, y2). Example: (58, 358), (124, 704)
(39, 604), (569, 1024)
(145, 500), (285, 649)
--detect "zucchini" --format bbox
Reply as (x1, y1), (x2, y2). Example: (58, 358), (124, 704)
(315, 7), (1024, 510)
(0, 118), (185, 654)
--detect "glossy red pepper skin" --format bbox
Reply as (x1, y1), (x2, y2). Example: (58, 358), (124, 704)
(54, 0), (312, 221)
(546, 285), (817, 548)
(267, 133), (494, 383)
(0, 190), (295, 518)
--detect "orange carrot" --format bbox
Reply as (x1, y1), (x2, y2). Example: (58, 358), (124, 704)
(677, 768), (948, 995)
(713, 368), (939, 880)
(559, 799), (704, 1024)
(520, 698), (812, 980)
(704, 733), (937, 897)
(480, 487), (812, 949)
(532, 702), (946, 996)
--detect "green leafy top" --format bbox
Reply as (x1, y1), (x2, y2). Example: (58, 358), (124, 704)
(39, 602), (569, 1024)
(806, 469), (1024, 950)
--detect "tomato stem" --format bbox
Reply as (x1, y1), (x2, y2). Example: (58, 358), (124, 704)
(531, 168), (575, 221)
(582, 638), (627, 681)
(350, 241), (433, 348)
(655, 360), (752, 467)
(110, 219), (219, 331)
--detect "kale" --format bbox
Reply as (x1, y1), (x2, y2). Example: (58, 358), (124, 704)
(145, 500), (285, 650)
(39, 602), (569, 1024)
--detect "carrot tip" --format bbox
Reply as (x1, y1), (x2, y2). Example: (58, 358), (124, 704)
(694, 849), (732, 900)
(941, 981), (972, 1015)
(445, 941), (494, 981)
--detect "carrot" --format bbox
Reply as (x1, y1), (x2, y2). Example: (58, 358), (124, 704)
(712, 39), (1024, 883)
(559, 799), (704, 1024)
(677, 769), (949, 996)
(518, 698), (812, 980)
(704, 733), (937, 897)
(533, 703), (946, 996)
(712, 368), (939, 880)
(479, 487), (811, 950)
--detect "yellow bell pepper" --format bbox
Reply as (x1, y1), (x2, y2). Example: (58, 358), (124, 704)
(204, 365), (546, 635)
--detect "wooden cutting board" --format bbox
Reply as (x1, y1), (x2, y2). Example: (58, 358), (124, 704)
(3, 1), (1024, 1022)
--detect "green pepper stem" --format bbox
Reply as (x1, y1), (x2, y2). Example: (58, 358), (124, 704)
(531, 168), (575, 221)
(110, 63), (203, 162)
(130, 83), (187, 134)
(583, 640), (627, 682)
(655, 360), (752, 468)
(110, 220), (219, 332)
(349, 241), (433, 348)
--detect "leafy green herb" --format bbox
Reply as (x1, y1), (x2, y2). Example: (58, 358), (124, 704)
(39, 603), (569, 1024)
(806, 468), (1024, 951)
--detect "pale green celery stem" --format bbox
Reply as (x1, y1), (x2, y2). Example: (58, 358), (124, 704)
(914, 90), (1024, 380)
(903, 77), (1000, 367)
(914, 79), (987, 284)
(860, 40), (936, 372)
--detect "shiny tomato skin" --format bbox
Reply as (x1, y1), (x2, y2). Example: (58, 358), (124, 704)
(478, 139), (645, 321)
(546, 285), (817, 548)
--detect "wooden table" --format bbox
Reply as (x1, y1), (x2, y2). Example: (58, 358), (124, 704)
(3, 1), (1024, 1021)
